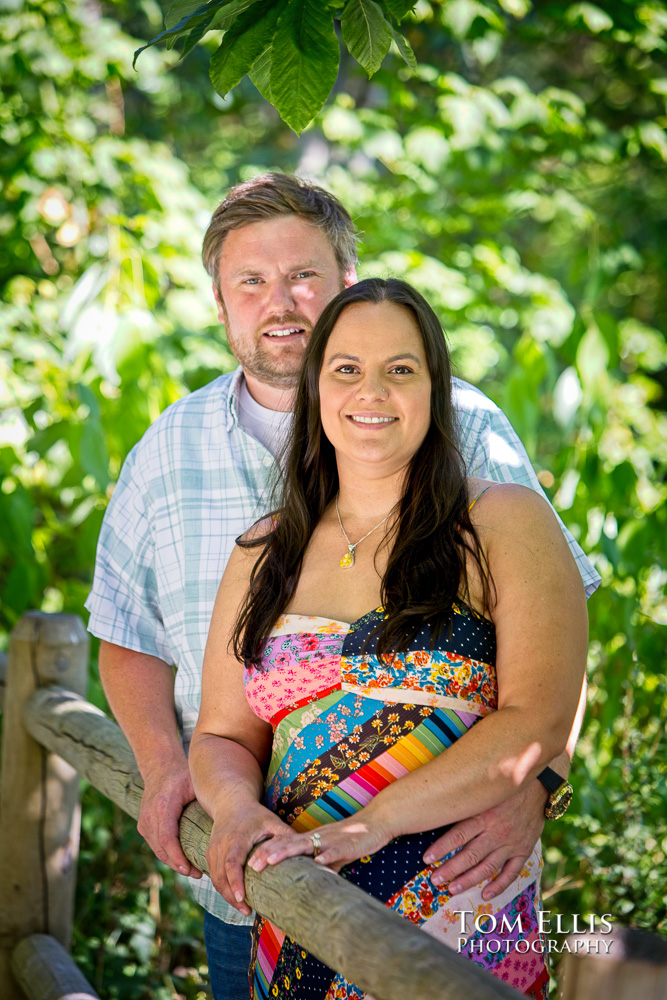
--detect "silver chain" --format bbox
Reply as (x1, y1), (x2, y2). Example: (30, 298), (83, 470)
(335, 491), (393, 561)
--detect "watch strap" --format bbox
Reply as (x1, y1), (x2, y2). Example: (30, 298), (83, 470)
(537, 766), (566, 794)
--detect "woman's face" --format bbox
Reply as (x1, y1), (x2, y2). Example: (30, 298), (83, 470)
(318, 300), (432, 476)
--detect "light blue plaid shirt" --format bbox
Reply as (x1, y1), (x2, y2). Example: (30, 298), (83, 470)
(86, 367), (599, 922)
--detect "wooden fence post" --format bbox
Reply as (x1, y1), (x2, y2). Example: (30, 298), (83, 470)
(12, 934), (100, 1000)
(560, 925), (667, 999)
(0, 649), (7, 711)
(0, 612), (89, 1000)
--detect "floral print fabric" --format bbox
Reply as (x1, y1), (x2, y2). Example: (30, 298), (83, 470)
(245, 606), (547, 1000)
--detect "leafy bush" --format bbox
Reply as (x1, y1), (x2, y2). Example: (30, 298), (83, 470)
(1, 1), (665, 995)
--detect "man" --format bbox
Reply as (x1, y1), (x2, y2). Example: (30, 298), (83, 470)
(86, 173), (599, 999)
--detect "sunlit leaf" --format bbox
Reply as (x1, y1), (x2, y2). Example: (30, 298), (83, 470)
(210, 0), (286, 97)
(382, 0), (416, 18)
(341, 0), (392, 76)
(269, 0), (340, 134)
(165, 0), (211, 29)
(249, 45), (273, 101)
(181, 12), (217, 57)
(388, 23), (416, 69)
(133, 1), (221, 65)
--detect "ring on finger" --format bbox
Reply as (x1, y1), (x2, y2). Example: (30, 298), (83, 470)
(309, 832), (322, 858)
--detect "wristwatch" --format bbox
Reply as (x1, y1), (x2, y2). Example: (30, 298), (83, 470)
(537, 767), (573, 820)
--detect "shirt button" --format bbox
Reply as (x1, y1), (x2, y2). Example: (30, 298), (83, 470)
(262, 455), (272, 467)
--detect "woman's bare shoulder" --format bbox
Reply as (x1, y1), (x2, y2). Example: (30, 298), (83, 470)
(466, 478), (557, 537)
(237, 514), (276, 545)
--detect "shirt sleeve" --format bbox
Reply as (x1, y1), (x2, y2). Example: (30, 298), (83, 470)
(455, 380), (601, 599)
(85, 444), (173, 662)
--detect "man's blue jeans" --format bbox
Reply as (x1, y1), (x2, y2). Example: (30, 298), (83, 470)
(203, 909), (253, 999)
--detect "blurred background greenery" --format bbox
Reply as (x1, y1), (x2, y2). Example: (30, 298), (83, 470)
(1, 0), (666, 996)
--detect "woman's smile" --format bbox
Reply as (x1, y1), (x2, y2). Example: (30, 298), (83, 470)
(319, 300), (432, 473)
(346, 412), (398, 426)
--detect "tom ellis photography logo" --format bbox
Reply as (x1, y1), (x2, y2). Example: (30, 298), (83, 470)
(454, 911), (615, 956)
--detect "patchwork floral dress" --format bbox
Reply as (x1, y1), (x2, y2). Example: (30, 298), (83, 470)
(243, 606), (548, 1000)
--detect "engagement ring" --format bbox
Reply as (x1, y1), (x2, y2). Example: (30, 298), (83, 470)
(310, 832), (322, 858)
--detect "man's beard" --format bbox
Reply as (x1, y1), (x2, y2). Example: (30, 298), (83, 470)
(223, 307), (313, 389)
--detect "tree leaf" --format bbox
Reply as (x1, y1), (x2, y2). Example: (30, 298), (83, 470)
(181, 12), (216, 57)
(249, 45), (274, 101)
(389, 22), (416, 68)
(134, 1), (221, 66)
(209, 0), (286, 97)
(341, 0), (392, 76)
(79, 421), (110, 490)
(270, 0), (340, 134)
(165, 0), (210, 30)
(211, 0), (265, 30)
(165, 0), (261, 31)
(382, 0), (415, 19)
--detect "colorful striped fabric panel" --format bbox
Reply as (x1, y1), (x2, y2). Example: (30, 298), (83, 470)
(269, 701), (478, 828)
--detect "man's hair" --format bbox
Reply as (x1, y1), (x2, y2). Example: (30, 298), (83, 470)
(202, 173), (359, 284)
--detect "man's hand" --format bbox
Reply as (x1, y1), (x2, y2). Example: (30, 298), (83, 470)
(99, 642), (202, 878)
(138, 760), (203, 878)
(423, 780), (547, 900)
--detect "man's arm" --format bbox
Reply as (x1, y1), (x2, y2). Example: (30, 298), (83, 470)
(99, 641), (202, 878)
(87, 441), (201, 878)
(95, 637), (201, 880)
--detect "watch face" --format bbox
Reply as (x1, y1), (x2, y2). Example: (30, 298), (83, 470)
(546, 782), (573, 820)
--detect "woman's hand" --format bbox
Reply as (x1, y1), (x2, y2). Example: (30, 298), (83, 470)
(207, 803), (293, 915)
(247, 811), (394, 874)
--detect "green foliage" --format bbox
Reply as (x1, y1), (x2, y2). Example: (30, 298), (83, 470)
(1, 0), (667, 995)
(73, 788), (210, 998)
(269, 0), (341, 134)
(209, 0), (286, 98)
(341, 0), (393, 77)
(135, 0), (416, 132)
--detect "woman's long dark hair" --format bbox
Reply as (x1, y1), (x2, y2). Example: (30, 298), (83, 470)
(232, 278), (492, 667)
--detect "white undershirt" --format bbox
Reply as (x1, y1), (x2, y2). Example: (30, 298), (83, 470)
(237, 376), (293, 459)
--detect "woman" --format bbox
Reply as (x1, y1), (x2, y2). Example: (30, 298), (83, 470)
(190, 279), (587, 1000)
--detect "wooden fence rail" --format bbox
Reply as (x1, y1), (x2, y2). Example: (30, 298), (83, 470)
(1, 612), (666, 1000)
(21, 685), (521, 1000)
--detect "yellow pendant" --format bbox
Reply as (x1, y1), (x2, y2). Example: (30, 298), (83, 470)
(340, 548), (354, 569)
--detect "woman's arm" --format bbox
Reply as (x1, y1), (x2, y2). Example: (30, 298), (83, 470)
(249, 484), (588, 872)
(190, 541), (291, 914)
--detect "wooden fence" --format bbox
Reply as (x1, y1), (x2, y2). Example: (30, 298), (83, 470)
(0, 611), (665, 1000)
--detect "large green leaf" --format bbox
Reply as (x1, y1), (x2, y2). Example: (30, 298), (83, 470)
(137, 0), (261, 62)
(389, 22), (416, 68)
(270, 0), (340, 134)
(341, 0), (392, 76)
(382, 0), (415, 19)
(79, 422), (110, 491)
(134, 1), (221, 65)
(249, 45), (274, 101)
(165, 0), (210, 30)
(212, 0), (265, 30)
(209, 0), (286, 98)
(181, 12), (217, 57)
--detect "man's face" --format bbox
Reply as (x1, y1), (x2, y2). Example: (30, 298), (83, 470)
(214, 215), (356, 388)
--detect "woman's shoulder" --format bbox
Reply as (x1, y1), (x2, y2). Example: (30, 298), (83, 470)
(465, 479), (574, 584)
(466, 478), (554, 529)
(236, 514), (277, 546)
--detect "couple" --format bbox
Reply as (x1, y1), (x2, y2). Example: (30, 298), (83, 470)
(87, 174), (596, 999)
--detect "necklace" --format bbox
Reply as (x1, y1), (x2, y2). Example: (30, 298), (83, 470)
(335, 492), (393, 569)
